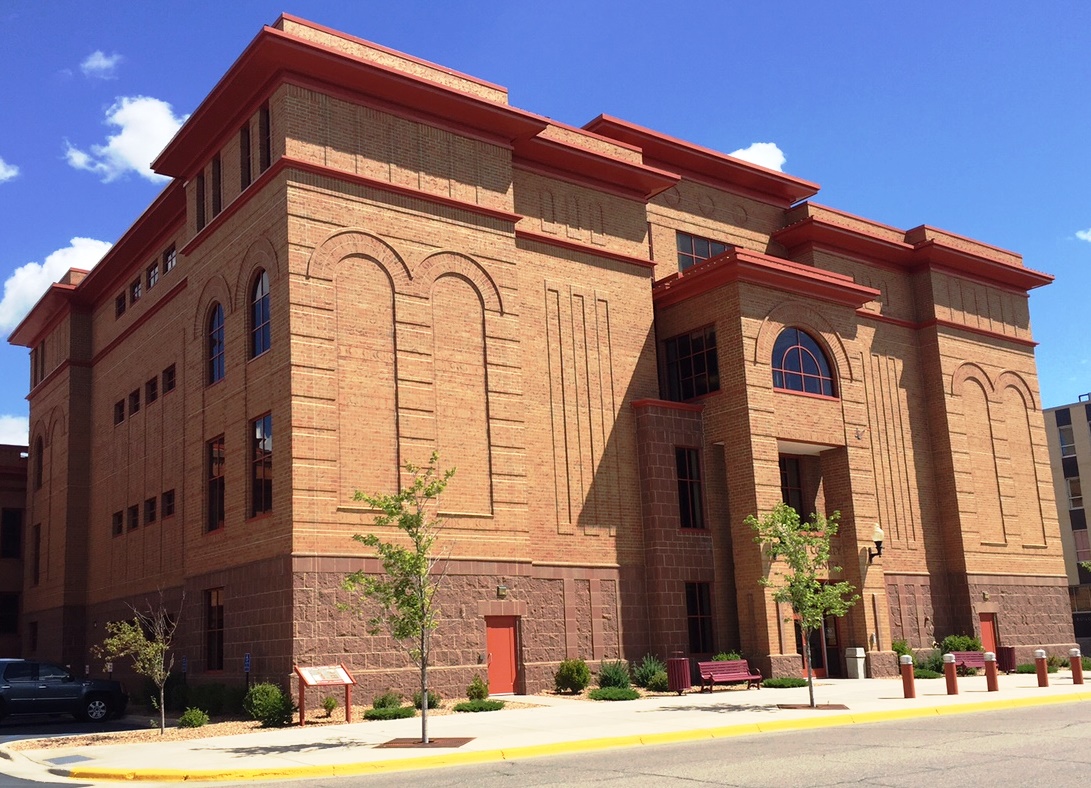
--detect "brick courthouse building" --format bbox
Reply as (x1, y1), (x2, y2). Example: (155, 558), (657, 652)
(10, 15), (1073, 694)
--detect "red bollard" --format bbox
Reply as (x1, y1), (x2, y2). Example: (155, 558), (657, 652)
(1034, 649), (1049, 688)
(900, 654), (916, 699)
(1071, 648), (1084, 685)
(943, 653), (959, 695)
(984, 651), (999, 692)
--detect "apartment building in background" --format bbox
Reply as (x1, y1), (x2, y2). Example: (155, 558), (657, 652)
(8, 14), (1074, 696)
(1044, 396), (1091, 654)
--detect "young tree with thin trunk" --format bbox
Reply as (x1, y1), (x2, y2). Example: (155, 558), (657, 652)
(747, 503), (858, 708)
(93, 593), (182, 734)
(342, 452), (454, 745)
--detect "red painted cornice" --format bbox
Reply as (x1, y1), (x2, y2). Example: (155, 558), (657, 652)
(584, 115), (820, 207)
(513, 137), (677, 201)
(653, 248), (880, 309)
(153, 26), (548, 179)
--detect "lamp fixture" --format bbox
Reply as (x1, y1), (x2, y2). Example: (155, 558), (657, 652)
(867, 523), (884, 564)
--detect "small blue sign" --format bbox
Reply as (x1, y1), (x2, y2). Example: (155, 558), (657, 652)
(244, 652), (251, 673)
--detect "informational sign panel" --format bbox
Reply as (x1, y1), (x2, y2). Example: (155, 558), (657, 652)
(296, 665), (354, 686)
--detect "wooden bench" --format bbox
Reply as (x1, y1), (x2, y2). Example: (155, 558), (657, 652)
(697, 659), (762, 692)
(950, 651), (986, 671)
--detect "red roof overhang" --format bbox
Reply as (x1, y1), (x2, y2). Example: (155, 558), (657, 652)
(774, 216), (1053, 292)
(584, 115), (820, 207)
(653, 248), (880, 309)
(153, 26), (549, 179)
(8, 283), (78, 347)
(513, 136), (678, 200)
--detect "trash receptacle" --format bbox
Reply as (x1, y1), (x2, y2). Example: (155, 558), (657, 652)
(845, 646), (867, 679)
(996, 646), (1016, 674)
(667, 656), (690, 694)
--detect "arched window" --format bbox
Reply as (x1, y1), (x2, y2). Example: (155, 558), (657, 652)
(33, 436), (43, 490)
(208, 303), (225, 384)
(251, 270), (270, 358)
(772, 328), (835, 397)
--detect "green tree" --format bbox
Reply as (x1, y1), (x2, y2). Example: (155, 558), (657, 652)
(342, 453), (454, 744)
(93, 593), (181, 734)
(747, 503), (858, 708)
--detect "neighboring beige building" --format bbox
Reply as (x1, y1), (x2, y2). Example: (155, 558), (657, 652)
(1044, 396), (1091, 653)
(9, 14), (1074, 698)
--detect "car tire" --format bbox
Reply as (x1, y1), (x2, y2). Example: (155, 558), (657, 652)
(80, 695), (111, 723)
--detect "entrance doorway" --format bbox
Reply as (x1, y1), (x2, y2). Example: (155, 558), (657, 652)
(979, 613), (999, 653)
(485, 616), (519, 694)
(794, 615), (842, 678)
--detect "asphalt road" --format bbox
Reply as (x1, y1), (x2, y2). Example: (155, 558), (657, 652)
(199, 701), (1091, 788)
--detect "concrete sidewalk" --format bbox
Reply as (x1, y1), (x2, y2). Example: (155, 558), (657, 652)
(3, 672), (1090, 783)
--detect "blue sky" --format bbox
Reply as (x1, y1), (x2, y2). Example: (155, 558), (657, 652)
(1, 0), (1090, 444)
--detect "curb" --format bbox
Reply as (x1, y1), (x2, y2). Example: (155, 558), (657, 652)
(59, 691), (1091, 783)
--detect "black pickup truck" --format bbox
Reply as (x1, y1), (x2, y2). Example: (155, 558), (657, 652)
(0, 659), (128, 722)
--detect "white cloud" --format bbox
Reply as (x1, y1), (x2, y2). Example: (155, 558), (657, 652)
(0, 156), (18, 182)
(0, 415), (28, 446)
(729, 142), (787, 172)
(1076, 228), (1091, 243)
(0, 237), (112, 331)
(80, 50), (122, 79)
(65, 96), (186, 182)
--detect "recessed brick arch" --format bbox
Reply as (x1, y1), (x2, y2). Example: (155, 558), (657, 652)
(950, 362), (995, 399)
(753, 300), (854, 385)
(304, 228), (412, 290)
(415, 251), (504, 314)
(995, 370), (1038, 410)
(233, 236), (280, 312)
(191, 274), (233, 342)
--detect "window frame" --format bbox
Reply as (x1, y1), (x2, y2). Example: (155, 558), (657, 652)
(1067, 476), (1083, 510)
(240, 124), (252, 190)
(144, 496), (157, 525)
(663, 325), (720, 402)
(771, 327), (837, 398)
(162, 489), (176, 518)
(250, 270), (271, 359)
(111, 511), (123, 537)
(250, 413), (273, 518)
(128, 389), (140, 416)
(1060, 425), (1076, 458)
(205, 588), (225, 671)
(207, 304), (225, 385)
(211, 154), (222, 217)
(676, 230), (729, 272)
(127, 504), (139, 532)
(163, 244), (177, 273)
(675, 447), (705, 530)
(130, 278), (142, 305)
(145, 377), (158, 404)
(113, 400), (125, 425)
(115, 293), (126, 319)
(685, 581), (714, 654)
(162, 364), (177, 393)
(780, 456), (804, 515)
(207, 435), (225, 533)
(196, 172), (206, 231)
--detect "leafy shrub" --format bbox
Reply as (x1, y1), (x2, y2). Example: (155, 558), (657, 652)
(243, 682), (296, 728)
(364, 705), (416, 720)
(321, 695), (338, 717)
(372, 692), (403, 709)
(914, 668), (943, 679)
(1084, 656), (1091, 672)
(632, 654), (666, 689)
(1047, 654), (1063, 670)
(467, 675), (489, 701)
(413, 690), (441, 710)
(916, 650), (944, 673)
(712, 651), (742, 661)
(891, 639), (912, 658)
(178, 707), (209, 728)
(597, 660), (631, 689)
(588, 687), (640, 701)
(453, 699), (505, 712)
(555, 658), (591, 693)
(939, 634), (982, 654)
(762, 677), (808, 688)
(645, 670), (670, 692)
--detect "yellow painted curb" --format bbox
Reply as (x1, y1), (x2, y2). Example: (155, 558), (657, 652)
(61, 691), (1091, 783)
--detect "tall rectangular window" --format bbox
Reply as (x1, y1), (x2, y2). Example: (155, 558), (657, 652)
(0, 509), (22, 559)
(130, 279), (142, 305)
(31, 524), (40, 585)
(675, 448), (705, 529)
(1060, 425), (1076, 458)
(251, 414), (273, 517)
(205, 588), (224, 671)
(128, 389), (140, 416)
(685, 582), (713, 654)
(111, 511), (123, 537)
(30, 342), (45, 387)
(113, 401), (125, 425)
(115, 293), (126, 318)
(1067, 476), (1083, 510)
(207, 436), (225, 532)
(146, 261), (159, 290)
(145, 377), (158, 404)
(663, 326), (719, 401)
(780, 456), (804, 514)
(258, 104), (271, 172)
(127, 505), (139, 531)
(162, 364), (176, 392)
(677, 231), (728, 271)
(162, 489), (176, 518)
(196, 172), (206, 231)
(163, 244), (177, 273)
(240, 125), (252, 189)
(211, 154), (222, 217)
(144, 497), (157, 525)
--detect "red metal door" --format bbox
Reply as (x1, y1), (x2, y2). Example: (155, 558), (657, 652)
(980, 613), (998, 653)
(486, 616), (518, 694)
